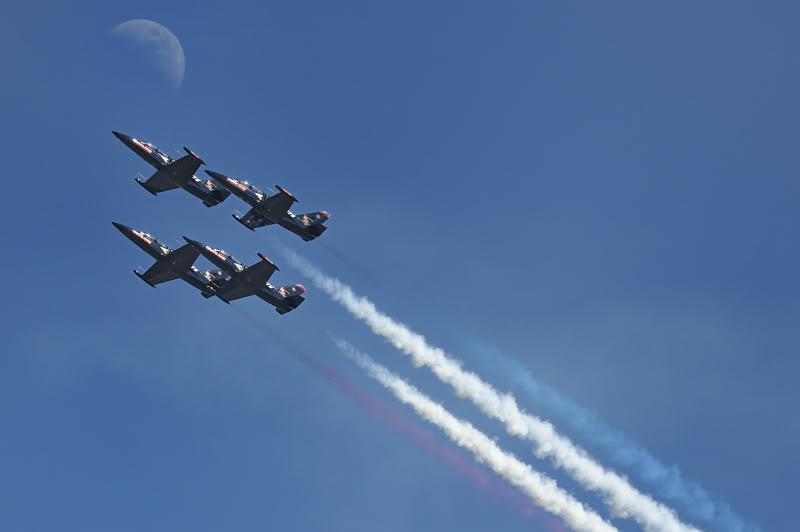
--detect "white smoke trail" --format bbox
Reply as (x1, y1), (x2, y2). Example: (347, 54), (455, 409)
(468, 342), (757, 532)
(284, 250), (701, 532)
(335, 338), (616, 532)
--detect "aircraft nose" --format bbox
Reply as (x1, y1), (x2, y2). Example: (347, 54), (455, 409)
(112, 222), (137, 240)
(112, 131), (137, 149)
(183, 236), (203, 248)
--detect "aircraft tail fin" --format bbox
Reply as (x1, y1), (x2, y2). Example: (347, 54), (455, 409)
(305, 224), (327, 239)
(196, 176), (232, 207)
(210, 187), (232, 204)
(297, 211), (330, 227)
(275, 284), (306, 314)
(294, 211), (329, 240)
(198, 269), (228, 297)
(200, 268), (227, 284)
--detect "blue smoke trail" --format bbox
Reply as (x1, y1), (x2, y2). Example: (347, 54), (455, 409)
(469, 342), (759, 532)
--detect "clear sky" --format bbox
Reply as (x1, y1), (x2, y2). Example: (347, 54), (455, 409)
(1, 1), (798, 531)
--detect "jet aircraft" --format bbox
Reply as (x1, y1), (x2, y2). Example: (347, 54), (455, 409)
(183, 237), (306, 314)
(205, 170), (329, 241)
(112, 222), (227, 295)
(112, 131), (231, 207)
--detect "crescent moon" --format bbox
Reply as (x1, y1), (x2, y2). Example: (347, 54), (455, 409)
(111, 19), (185, 89)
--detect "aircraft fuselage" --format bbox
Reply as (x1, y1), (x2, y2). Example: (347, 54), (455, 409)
(184, 238), (298, 313)
(207, 171), (327, 241)
(113, 222), (224, 293)
(113, 131), (229, 207)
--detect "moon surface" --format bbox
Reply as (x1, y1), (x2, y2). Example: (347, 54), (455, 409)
(111, 19), (185, 89)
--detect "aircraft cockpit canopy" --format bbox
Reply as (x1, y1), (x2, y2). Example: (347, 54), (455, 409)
(152, 147), (173, 164)
(149, 237), (170, 254)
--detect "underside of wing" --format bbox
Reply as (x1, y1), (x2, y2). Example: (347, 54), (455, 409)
(234, 207), (273, 230)
(137, 170), (180, 194)
(139, 261), (180, 286)
(241, 258), (278, 286)
(214, 279), (254, 302)
(167, 244), (201, 271)
(260, 188), (297, 218)
(166, 154), (203, 181)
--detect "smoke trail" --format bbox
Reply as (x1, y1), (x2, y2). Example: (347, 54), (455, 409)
(283, 250), (701, 532)
(335, 338), (617, 532)
(231, 307), (566, 530)
(310, 353), (567, 530)
(469, 342), (758, 532)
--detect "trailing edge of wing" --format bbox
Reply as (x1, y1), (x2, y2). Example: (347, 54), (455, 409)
(240, 257), (279, 286)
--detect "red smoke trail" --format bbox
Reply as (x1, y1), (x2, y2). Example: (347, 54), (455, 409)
(232, 308), (566, 531)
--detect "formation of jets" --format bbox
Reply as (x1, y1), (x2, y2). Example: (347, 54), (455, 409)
(112, 131), (329, 314)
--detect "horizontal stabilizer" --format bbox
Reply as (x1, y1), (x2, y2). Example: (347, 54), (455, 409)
(296, 211), (329, 227)
(276, 284), (305, 301)
(197, 267), (228, 298)
(214, 188), (232, 202)
(196, 268), (227, 288)
(197, 270), (226, 298)
(276, 291), (305, 314)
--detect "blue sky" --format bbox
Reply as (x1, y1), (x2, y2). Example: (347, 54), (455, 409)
(1, 1), (798, 530)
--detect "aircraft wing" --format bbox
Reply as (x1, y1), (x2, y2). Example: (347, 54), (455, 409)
(166, 153), (203, 181)
(170, 245), (208, 291)
(138, 261), (180, 286)
(137, 244), (201, 287)
(168, 244), (202, 271)
(214, 279), (254, 302)
(235, 207), (273, 230)
(260, 187), (298, 218)
(137, 170), (180, 194)
(240, 256), (279, 286)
